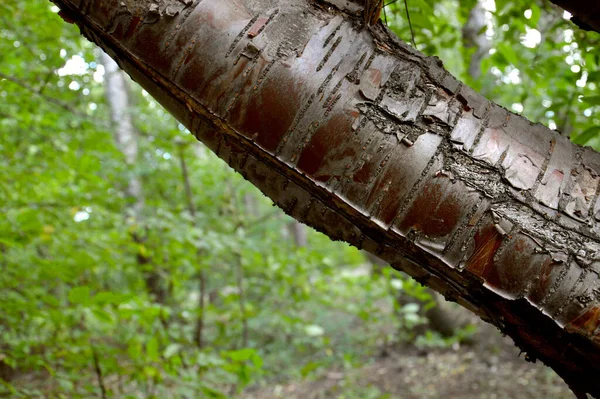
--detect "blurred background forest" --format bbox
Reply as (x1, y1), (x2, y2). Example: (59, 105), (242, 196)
(1, 0), (598, 398)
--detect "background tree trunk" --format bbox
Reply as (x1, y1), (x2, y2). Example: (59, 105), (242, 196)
(101, 52), (168, 304)
(461, 0), (490, 80)
(50, 0), (600, 395)
(288, 222), (308, 247)
(365, 251), (472, 339)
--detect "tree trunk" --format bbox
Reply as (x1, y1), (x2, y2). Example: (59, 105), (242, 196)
(364, 251), (471, 338)
(50, 0), (600, 395)
(288, 221), (308, 247)
(101, 52), (168, 304)
(461, 0), (490, 80)
(176, 143), (208, 348)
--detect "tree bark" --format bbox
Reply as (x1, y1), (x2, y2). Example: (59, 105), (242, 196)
(549, 0), (600, 34)
(50, 0), (600, 395)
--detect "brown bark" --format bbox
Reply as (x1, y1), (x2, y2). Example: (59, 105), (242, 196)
(50, 0), (600, 395)
(549, 0), (600, 34)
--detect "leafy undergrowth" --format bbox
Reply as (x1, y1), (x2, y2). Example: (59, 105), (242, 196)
(244, 323), (573, 399)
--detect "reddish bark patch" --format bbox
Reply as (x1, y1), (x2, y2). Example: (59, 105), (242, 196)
(566, 307), (600, 337)
(466, 224), (504, 279)
(399, 180), (461, 237)
(367, 133), (442, 227)
(296, 113), (355, 181)
(486, 236), (547, 299)
(248, 17), (269, 37)
(233, 67), (300, 153)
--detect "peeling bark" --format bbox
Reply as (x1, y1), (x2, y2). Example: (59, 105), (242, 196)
(50, 0), (600, 395)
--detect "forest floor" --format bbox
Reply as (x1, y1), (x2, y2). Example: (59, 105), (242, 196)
(245, 322), (574, 399)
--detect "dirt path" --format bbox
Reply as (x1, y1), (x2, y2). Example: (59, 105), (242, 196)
(246, 324), (574, 399)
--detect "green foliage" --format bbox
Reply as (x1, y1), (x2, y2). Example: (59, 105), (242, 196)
(1, 0), (597, 397)
(0, 4), (400, 397)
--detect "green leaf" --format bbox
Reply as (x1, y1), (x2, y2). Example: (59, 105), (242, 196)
(587, 70), (600, 83)
(127, 342), (141, 359)
(404, 313), (421, 323)
(300, 361), (321, 377)
(93, 291), (116, 305)
(410, 0), (434, 15)
(581, 96), (600, 106)
(401, 303), (420, 314)
(68, 286), (90, 305)
(573, 126), (600, 145)
(201, 385), (228, 399)
(528, 5), (541, 27)
(225, 348), (255, 362)
(408, 13), (434, 31)
(146, 337), (159, 361)
(91, 308), (114, 324)
(304, 324), (325, 337)
(497, 42), (519, 66)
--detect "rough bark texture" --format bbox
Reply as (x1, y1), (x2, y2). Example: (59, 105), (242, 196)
(549, 0), (600, 34)
(51, 0), (600, 395)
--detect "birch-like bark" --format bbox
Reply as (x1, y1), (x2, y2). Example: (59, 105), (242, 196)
(100, 52), (143, 213)
(51, 0), (600, 395)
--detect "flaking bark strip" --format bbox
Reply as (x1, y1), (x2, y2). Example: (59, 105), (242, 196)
(226, 15), (260, 57)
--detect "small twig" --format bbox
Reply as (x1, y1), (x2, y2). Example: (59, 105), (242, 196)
(177, 144), (197, 220)
(403, 0), (416, 47)
(91, 345), (108, 399)
(38, 69), (57, 96)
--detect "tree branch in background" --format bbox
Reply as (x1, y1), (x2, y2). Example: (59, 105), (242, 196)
(288, 221), (308, 247)
(91, 345), (108, 399)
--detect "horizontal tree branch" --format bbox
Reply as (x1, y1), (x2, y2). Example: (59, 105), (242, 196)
(47, 0), (600, 396)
